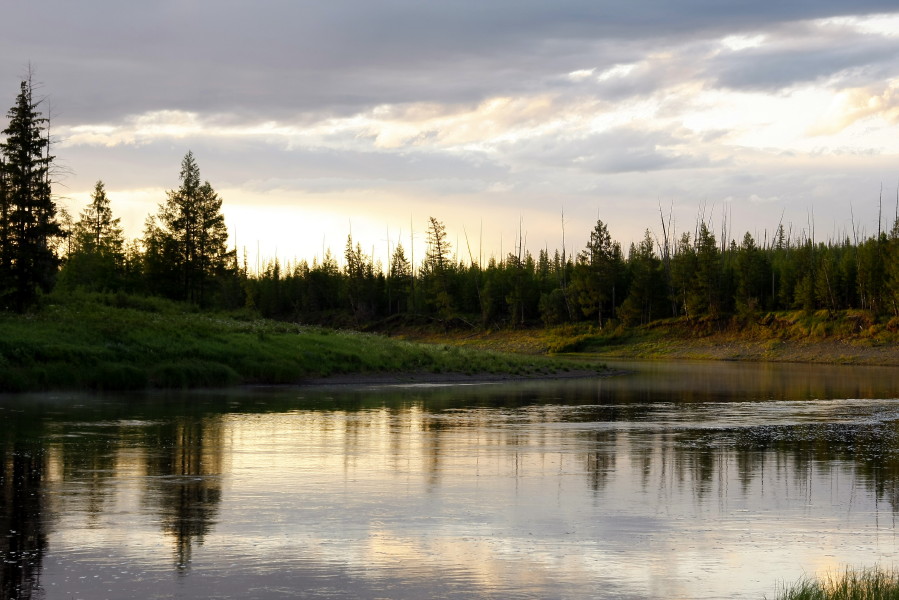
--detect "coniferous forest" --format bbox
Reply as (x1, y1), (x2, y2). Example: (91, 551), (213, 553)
(5, 79), (899, 331)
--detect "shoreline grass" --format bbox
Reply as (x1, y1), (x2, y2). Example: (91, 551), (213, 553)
(0, 292), (604, 392)
(771, 566), (899, 599)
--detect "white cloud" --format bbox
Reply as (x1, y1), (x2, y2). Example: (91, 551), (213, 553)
(720, 34), (767, 52)
(596, 63), (637, 82)
(567, 68), (595, 82)
(816, 13), (899, 37)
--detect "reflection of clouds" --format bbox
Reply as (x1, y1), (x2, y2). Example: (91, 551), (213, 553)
(362, 528), (612, 595)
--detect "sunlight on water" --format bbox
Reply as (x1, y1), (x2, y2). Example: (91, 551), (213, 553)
(3, 360), (899, 599)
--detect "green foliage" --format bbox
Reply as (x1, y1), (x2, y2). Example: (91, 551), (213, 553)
(420, 216), (454, 322)
(57, 180), (127, 292)
(143, 152), (234, 306)
(0, 79), (62, 311)
(343, 234), (382, 322)
(771, 566), (899, 600)
(0, 292), (593, 391)
(387, 242), (413, 314)
(619, 230), (664, 326)
(539, 288), (570, 326)
(570, 219), (623, 327)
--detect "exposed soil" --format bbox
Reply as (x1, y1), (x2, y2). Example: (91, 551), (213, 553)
(587, 336), (899, 365)
(393, 319), (899, 367)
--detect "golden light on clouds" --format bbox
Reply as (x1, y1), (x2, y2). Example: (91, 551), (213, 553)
(809, 84), (899, 136)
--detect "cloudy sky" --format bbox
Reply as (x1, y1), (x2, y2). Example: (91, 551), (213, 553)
(3, 1), (899, 268)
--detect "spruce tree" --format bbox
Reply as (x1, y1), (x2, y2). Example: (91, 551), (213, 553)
(58, 180), (126, 291)
(74, 180), (123, 254)
(148, 152), (232, 305)
(388, 242), (412, 314)
(422, 217), (453, 320)
(0, 80), (61, 311)
(571, 219), (618, 326)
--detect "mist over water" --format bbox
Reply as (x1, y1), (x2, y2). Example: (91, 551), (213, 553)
(3, 360), (899, 599)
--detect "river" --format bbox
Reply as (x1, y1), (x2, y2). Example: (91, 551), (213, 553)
(2, 359), (899, 599)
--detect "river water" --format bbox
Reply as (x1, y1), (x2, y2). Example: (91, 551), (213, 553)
(3, 359), (899, 599)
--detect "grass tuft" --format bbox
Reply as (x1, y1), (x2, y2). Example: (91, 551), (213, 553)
(771, 566), (899, 600)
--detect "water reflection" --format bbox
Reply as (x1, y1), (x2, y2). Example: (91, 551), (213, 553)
(142, 417), (224, 569)
(0, 361), (899, 599)
(0, 440), (47, 600)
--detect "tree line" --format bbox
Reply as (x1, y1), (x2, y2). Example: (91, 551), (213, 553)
(242, 214), (899, 329)
(4, 79), (899, 328)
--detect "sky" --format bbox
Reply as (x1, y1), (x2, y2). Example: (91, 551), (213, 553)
(3, 1), (899, 269)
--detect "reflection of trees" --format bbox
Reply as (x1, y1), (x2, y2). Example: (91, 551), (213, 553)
(589, 420), (899, 511)
(581, 431), (617, 491)
(0, 402), (228, 586)
(757, 421), (899, 511)
(0, 441), (48, 600)
(54, 428), (120, 524)
(143, 417), (224, 569)
(360, 381), (899, 513)
(421, 415), (446, 488)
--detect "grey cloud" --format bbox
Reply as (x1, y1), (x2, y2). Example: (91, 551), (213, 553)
(3, 1), (898, 124)
(709, 34), (899, 91)
(61, 136), (507, 194)
(502, 126), (719, 174)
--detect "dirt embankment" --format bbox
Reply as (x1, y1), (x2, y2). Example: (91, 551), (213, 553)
(588, 335), (899, 365)
(395, 311), (899, 367)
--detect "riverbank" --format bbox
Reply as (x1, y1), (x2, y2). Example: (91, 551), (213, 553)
(397, 310), (899, 366)
(0, 293), (605, 392)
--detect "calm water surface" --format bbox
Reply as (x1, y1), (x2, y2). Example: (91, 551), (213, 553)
(3, 360), (899, 599)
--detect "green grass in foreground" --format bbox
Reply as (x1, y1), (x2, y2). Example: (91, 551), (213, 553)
(0, 292), (602, 392)
(771, 567), (899, 600)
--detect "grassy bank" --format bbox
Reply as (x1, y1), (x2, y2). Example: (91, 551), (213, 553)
(0, 293), (602, 392)
(398, 310), (899, 366)
(771, 566), (899, 599)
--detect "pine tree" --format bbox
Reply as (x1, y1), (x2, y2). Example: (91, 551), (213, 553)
(58, 180), (126, 291)
(421, 217), (453, 320)
(74, 180), (123, 254)
(147, 152), (232, 304)
(571, 219), (619, 326)
(691, 222), (721, 316)
(344, 233), (375, 320)
(670, 232), (697, 316)
(388, 242), (412, 314)
(733, 232), (770, 312)
(619, 229), (663, 325)
(0, 79), (62, 311)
